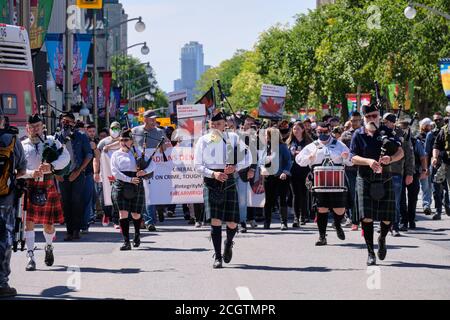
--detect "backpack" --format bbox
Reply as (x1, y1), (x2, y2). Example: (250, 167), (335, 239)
(0, 135), (16, 196)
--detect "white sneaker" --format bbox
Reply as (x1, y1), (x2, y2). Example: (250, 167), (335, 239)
(249, 220), (258, 228)
(195, 222), (202, 228)
(344, 218), (352, 227)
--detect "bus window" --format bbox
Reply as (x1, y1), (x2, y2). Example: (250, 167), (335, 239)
(1, 94), (18, 114)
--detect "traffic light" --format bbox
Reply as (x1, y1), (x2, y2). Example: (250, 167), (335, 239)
(76, 0), (103, 9)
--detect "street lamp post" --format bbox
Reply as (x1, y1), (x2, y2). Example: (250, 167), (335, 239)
(92, 17), (146, 128)
(404, 2), (450, 20)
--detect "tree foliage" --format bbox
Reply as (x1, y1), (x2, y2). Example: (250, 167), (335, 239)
(195, 0), (450, 119)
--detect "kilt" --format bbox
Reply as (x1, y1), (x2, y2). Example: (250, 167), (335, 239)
(314, 191), (348, 209)
(356, 172), (395, 222)
(26, 178), (64, 225)
(111, 180), (145, 214)
(203, 177), (239, 223)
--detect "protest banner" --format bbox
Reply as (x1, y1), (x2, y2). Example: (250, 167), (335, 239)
(258, 84), (287, 120)
(144, 147), (204, 205)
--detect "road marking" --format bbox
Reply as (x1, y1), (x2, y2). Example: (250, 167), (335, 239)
(236, 287), (254, 300)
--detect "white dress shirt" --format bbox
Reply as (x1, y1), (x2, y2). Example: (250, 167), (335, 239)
(194, 131), (252, 178)
(21, 135), (71, 179)
(296, 138), (353, 168)
(111, 148), (155, 183)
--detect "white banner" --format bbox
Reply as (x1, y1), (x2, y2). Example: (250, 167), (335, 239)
(100, 148), (119, 206)
(261, 84), (287, 98)
(168, 90), (188, 102)
(144, 147), (204, 205)
(177, 104), (206, 119)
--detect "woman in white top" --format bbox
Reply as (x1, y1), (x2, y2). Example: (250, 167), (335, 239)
(296, 122), (352, 247)
(111, 129), (155, 251)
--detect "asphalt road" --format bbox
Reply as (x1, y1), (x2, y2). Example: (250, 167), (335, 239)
(7, 206), (450, 300)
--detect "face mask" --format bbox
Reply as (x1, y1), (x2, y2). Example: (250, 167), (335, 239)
(319, 134), (330, 142)
(110, 130), (120, 138)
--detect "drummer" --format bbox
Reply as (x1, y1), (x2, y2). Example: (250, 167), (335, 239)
(296, 122), (353, 246)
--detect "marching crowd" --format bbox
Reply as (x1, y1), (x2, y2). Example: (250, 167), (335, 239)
(1, 104), (450, 297)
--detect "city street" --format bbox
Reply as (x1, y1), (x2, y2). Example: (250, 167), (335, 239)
(8, 207), (450, 300)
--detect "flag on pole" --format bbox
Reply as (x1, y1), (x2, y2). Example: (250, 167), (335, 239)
(195, 87), (216, 116)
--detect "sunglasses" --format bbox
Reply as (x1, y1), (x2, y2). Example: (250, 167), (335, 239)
(365, 114), (379, 119)
(317, 130), (330, 134)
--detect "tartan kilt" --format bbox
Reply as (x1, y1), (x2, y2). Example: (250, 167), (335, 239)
(314, 191), (348, 209)
(356, 173), (395, 222)
(111, 180), (145, 214)
(26, 179), (64, 225)
(203, 177), (239, 223)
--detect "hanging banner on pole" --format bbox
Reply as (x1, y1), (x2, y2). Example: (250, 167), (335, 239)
(387, 81), (414, 111)
(258, 84), (287, 120)
(45, 33), (64, 89)
(73, 33), (92, 89)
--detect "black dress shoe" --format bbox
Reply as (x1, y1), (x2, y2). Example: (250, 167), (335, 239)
(120, 241), (132, 251)
(399, 224), (408, 232)
(223, 241), (234, 264)
(409, 222), (416, 229)
(432, 214), (442, 221)
(213, 256), (223, 269)
(424, 207), (432, 215)
(0, 286), (17, 298)
(44, 245), (54, 267)
(133, 235), (141, 248)
(64, 234), (73, 242)
(367, 252), (377, 266)
(445, 206), (450, 216)
(335, 223), (345, 240)
(73, 232), (80, 240)
(263, 222), (271, 230)
(378, 237), (387, 261)
(315, 236), (327, 246)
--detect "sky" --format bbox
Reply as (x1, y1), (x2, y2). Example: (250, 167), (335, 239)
(123, 0), (316, 93)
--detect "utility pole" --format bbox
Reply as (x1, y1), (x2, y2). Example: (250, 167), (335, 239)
(8, 0), (15, 25)
(18, 0), (30, 30)
(356, 84), (362, 113)
(93, 12), (99, 128)
(64, 0), (73, 112)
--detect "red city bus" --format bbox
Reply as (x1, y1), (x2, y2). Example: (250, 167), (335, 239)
(0, 24), (37, 137)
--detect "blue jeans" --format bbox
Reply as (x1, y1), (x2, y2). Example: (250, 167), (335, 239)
(144, 205), (156, 226)
(420, 168), (432, 209)
(0, 206), (14, 288)
(236, 176), (248, 224)
(392, 175), (403, 231)
(81, 174), (95, 230)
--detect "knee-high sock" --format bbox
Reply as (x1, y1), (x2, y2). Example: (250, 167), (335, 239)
(211, 226), (222, 258)
(380, 221), (391, 239)
(25, 231), (35, 252)
(132, 217), (142, 236)
(43, 231), (55, 246)
(226, 226), (237, 244)
(317, 212), (328, 237)
(362, 221), (374, 252)
(119, 219), (130, 242)
(333, 212), (344, 226)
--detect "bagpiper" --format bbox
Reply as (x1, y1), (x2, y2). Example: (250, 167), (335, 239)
(20, 114), (70, 271)
(194, 112), (252, 269)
